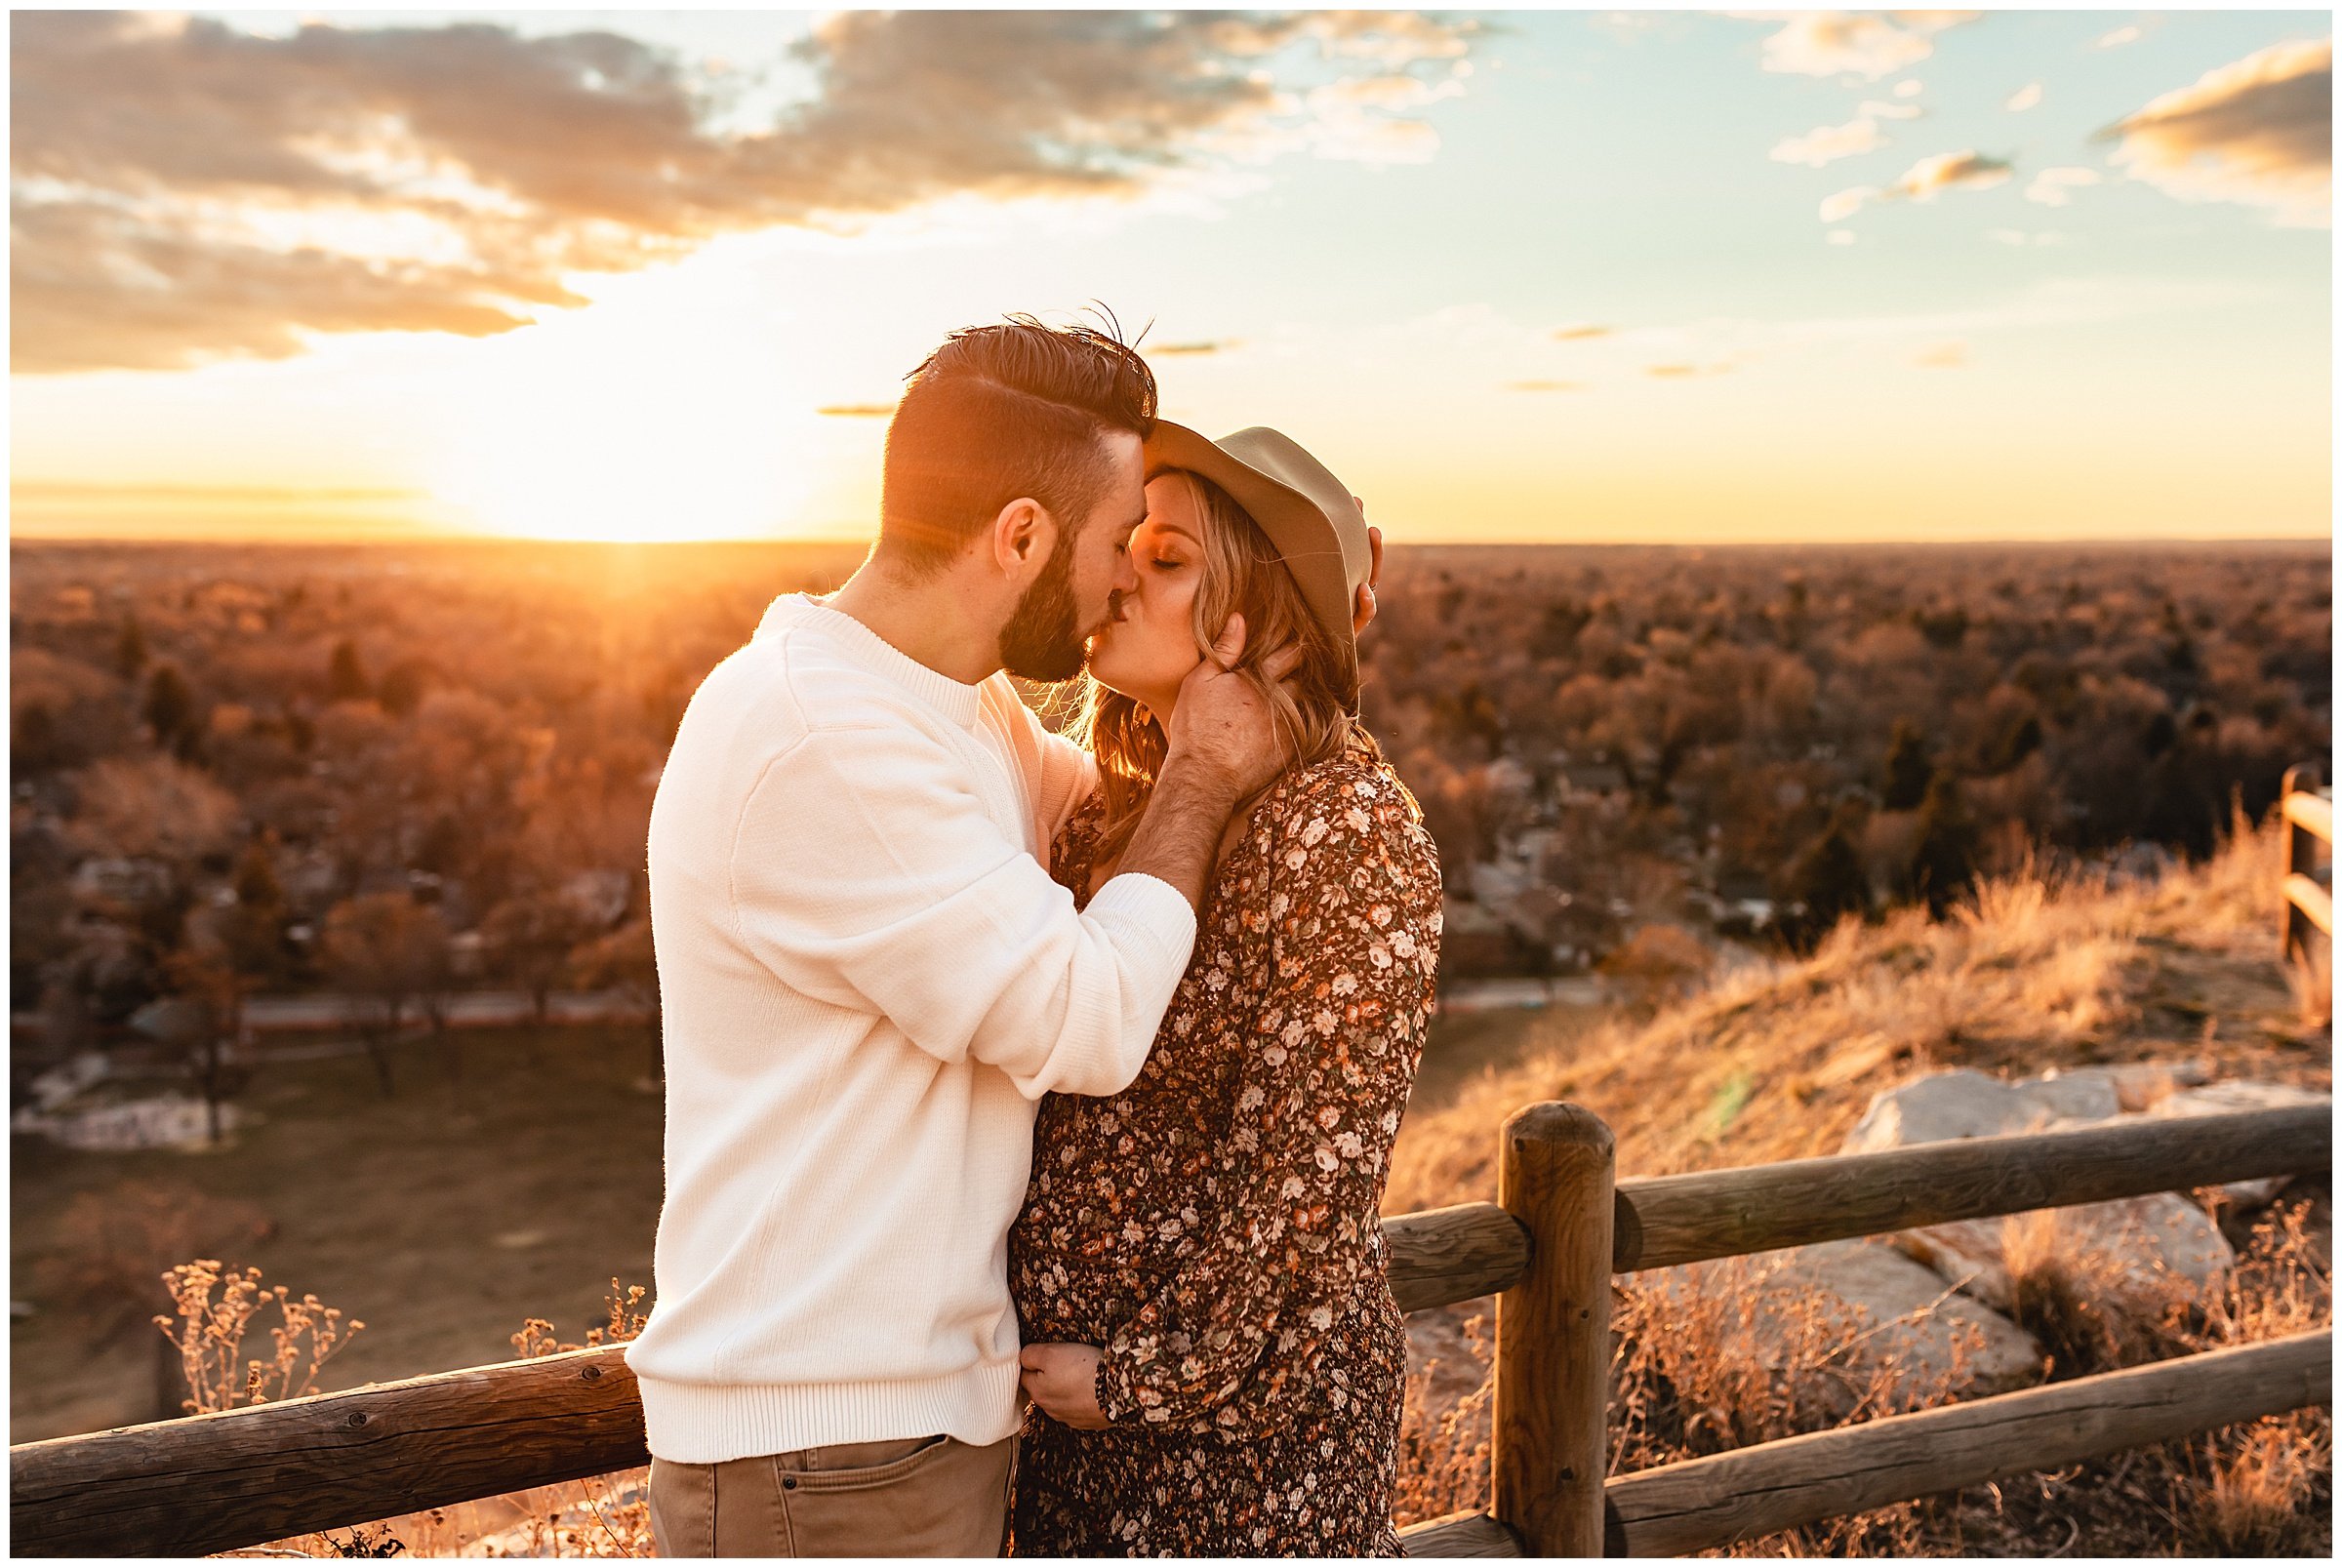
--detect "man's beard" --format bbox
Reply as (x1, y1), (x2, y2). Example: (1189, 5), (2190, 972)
(998, 533), (1092, 682)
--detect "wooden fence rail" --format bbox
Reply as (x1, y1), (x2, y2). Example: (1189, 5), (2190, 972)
(2281, 762), (2332, 980)
(10, 1103), (2330, 1557)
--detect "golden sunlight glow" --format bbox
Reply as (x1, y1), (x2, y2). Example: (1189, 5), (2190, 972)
(424, 273), (824, 543)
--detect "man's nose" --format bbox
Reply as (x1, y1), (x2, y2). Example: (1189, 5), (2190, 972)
(1111, 548), (1140, 595)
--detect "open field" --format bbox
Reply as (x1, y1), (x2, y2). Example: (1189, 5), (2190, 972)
(9, 1005), (1541, 1444)
(10, 1025), (664, 1443)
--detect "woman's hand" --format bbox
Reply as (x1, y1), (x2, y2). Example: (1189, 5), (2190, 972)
(1019, 1343), (1110, 1429)
(1353, 517), (1384, 634)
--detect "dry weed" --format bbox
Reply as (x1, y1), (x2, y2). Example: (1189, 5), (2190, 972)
(1391, 1311), (1494, 1528)
(154, 1260), (364, 1417)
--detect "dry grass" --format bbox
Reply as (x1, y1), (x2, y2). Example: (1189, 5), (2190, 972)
(1387, 806), (2330, 1556)
(1386, 805), (2324, 1212)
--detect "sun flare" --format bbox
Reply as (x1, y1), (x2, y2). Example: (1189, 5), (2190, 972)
(424, 281), (823, 543)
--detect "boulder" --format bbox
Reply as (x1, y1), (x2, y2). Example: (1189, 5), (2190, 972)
(2153, 1081), (2332, 1209)
(1840, 1068), (2241, 1321)
(1640, 1239), (2043, 1423)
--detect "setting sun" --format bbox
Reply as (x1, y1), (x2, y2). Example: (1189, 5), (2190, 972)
(424, 276), (824, 543)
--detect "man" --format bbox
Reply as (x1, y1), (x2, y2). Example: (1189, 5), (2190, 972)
(628, 317), (1360, 1556)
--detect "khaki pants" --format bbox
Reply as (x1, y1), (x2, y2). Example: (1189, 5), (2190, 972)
(647, 1433), (1016, 1557)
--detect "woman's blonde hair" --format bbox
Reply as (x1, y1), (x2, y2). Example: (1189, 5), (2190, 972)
(1070, 467), (1376, 865)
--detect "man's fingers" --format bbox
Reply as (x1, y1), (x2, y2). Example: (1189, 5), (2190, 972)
(1262, 644), (1304, 684)
(1206, 612), (1248, 669)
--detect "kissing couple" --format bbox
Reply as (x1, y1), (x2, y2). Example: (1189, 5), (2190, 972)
(626, 315), (1442, 1556)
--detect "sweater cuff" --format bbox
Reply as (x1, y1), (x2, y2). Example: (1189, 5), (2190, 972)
(1082, 871), (1197, 990)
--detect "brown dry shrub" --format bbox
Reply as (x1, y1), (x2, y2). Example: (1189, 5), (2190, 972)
(1391, 1311), (1494, 1528)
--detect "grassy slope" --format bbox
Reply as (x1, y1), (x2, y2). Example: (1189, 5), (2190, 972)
(1387, 809), (2331, 1217)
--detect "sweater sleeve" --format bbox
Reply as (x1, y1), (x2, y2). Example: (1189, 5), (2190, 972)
(728, 724), (1193, 1101)
(1091, 766), (1441, 1432)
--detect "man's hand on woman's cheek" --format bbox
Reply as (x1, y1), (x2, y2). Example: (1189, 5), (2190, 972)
(1019, 1343), (1110, 1429)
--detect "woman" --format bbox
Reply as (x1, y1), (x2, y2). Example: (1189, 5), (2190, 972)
(1007, 423), (1442, 1556)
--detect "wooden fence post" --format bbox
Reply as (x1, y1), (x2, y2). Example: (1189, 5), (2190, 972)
(2281, 762), (2314, 963)
(1492, 1102), (1615, 1556)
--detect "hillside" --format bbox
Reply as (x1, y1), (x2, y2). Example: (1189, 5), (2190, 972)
(1384, 804), (2330, 1555)
(1389, 804), (2329, 1212)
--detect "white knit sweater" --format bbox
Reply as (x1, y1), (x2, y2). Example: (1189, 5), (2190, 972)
(625, 593), (1197, 1464)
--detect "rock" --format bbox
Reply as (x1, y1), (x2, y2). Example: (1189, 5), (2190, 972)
(1888, 1184), (2231, 1319)
(1841, 1068), (2246, 1323)
(1404, 1299), (1493, 1417)
(1641, 1239), (2043, 1423)
(1839, 1069), (2032, 1151)
(2153, 1081), (2333, 1209)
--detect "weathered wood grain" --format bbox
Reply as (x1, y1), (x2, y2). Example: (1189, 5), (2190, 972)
(1396, 1508), (1524, 1556)
(1614, 1105), (2331, 1272)
(10, 1346), (643, 1558)
(1386, 1201), (1530, 1314)
(1493, 1103), (1615, 1557)
(1604, 1329), (2332, 1557)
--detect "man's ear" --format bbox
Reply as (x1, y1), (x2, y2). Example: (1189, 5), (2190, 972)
(990, 497), (1056, 584)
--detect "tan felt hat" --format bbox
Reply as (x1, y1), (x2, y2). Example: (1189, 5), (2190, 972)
(1142, 420), (1369, 697)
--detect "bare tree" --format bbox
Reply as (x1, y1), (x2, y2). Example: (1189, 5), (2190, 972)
(321, 892), (450, 1097)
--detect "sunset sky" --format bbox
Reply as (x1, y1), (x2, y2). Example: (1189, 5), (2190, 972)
(9, 7), (2333, 545)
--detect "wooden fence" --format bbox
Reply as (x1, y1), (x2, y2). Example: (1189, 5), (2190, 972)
(2281, 762), (2332, 982)
(10, 1102), (2330, 1557)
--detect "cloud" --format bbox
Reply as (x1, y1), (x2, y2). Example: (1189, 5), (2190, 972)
(1147, 340), (1240, 357)
(1913, 341), (1967, 367)
(2025, 166), (2102, 206)
(1894, 149), (2015, 199)
(11, 10), (1482, 373)
(1893, 78), (1924, 99)
(1829, 147), (2011, 219)
(1552, 323), (1614, 341)
(1735, 12), (1979, 81)
(2006, 81), (2043, 112)
(1507, 379), (1583, 391)
(1644, 361), (1733, 379)
(1820, 185), (1880, 221)
(815, 404), (896, 418)
(1827, 228), (1859, 244)
(2097, 37), (2331, 226)
(2097, 25), (2145, 51)
(1770, 98), (1924, 167)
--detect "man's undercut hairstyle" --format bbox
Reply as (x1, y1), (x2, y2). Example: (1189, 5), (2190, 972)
(878, 315), (1157, 574)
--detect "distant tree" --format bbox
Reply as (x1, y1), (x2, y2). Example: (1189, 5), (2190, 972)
(222, 837), (293, 987)
(1908, 774), (1981, 917)
(155, 920), (258, 1146)
(322, 893), (450, 1097)
(1880, 718), (1934, 812)
(14, 700), (61, 774)
(482, 891), (600, 1036)
(1981, 710), (2043, 776)
(327, 639), (370, 703)
(1777, 803), (1871, 953)
(572, 916), (662, 1083)
(377, 660), (428, 718)
(68, 753), (239, 868)
(114, 614), (149, 678)
(143, 664), (200, 757)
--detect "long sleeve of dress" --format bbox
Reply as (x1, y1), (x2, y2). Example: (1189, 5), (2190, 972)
(1090, 762), (1441, 1433)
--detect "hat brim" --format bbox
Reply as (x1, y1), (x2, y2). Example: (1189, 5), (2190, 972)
(1142, 421), (1359, 697)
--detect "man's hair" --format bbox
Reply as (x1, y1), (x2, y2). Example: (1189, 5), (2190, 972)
(876, 315), (1157, 573)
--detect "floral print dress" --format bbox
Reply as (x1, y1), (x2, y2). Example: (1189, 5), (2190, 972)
(1007, 738), (1442, 1557)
